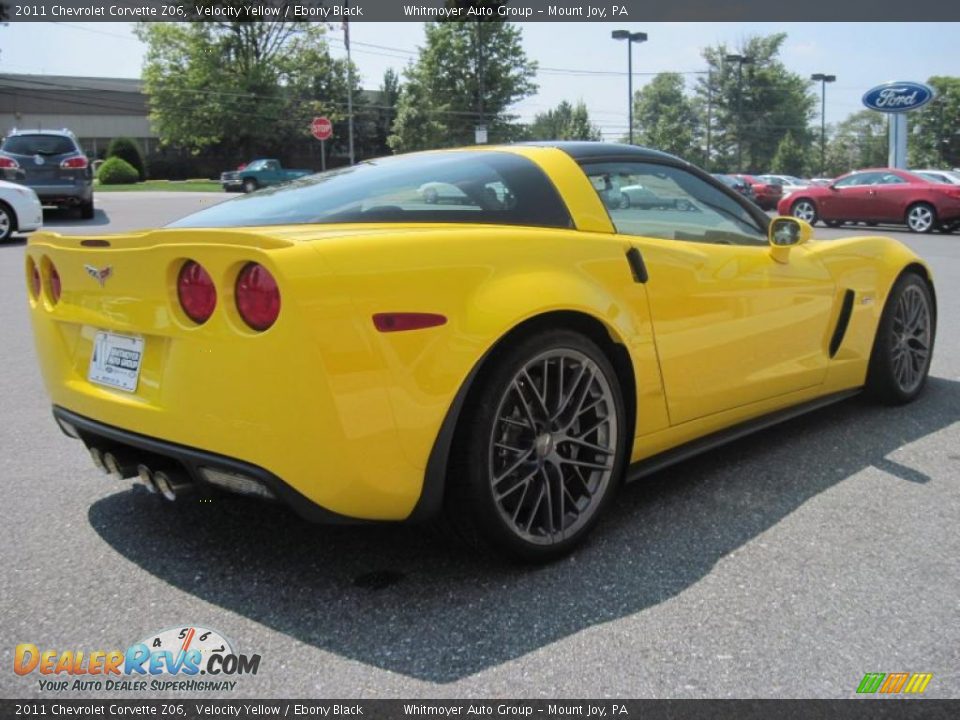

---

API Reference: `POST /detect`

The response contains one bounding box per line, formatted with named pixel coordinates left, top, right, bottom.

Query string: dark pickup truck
left=221, top=159, right=312, bottom=193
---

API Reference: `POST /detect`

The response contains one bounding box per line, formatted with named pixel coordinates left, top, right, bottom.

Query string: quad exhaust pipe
left=135, top=464, right=193, bottom=502
left=88, top=446, right=196, bottom=502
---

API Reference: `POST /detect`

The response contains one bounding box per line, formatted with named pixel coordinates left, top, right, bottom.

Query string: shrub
left=107, top=137, right=147, bottom=181
left=97, top=157, right=139, bottom=185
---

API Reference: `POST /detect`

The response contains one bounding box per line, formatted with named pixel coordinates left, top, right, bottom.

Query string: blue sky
left=0, top=22, right=955, bottom=137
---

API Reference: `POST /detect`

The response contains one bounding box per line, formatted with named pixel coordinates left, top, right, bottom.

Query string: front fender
left=808, top=235, right=935, bottom=391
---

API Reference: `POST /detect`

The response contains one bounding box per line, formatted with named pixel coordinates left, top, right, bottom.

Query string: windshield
left=170, top=151, right=572, bottom=230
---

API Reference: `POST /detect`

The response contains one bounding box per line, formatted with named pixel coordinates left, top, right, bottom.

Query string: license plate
left=88, top=332, right=145, bottom=393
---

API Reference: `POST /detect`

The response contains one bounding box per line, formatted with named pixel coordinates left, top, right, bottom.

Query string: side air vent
left=829, top=289, right=855, bottom=358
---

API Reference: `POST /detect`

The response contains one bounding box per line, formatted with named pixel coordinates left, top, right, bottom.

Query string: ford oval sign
left=862, top=81, right=935, bottom=113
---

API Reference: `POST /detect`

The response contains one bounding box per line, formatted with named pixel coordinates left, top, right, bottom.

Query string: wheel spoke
left=493, top=447, right=535, bottom=484
left=496, top=469, right=536, bottom=502
left=559, top=435, right=615, bottom=455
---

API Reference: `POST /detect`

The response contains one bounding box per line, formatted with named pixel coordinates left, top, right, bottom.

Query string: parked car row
left=780, top=168, right=960, bottom=233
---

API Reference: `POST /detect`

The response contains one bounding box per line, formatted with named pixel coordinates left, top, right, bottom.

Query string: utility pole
left=344, top=10, right=355, bottom=165
left=726, top=54, right=753, bottom=173
left=611, top=30, right=648, bottom=145
left=811, top=73, right=836, bottom=176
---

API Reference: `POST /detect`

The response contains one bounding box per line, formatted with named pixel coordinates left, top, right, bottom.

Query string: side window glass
left=581, top=161, right=767, bottom=246
left=834, top=174, right=868, bottom=187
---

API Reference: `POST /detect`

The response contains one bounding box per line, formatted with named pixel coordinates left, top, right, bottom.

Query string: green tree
left=770, top=132, right=807, bottom=176
left=696, top=34, right=815, bottom=173
left=136, top=18, right=357, bottom=161
left=824, top=110, right=888, bottom=176
left=910, top=76, right=960, bottom=168
left=107, top=137, right=147, bottom=182
left=632, top=73, right=700, bottom=159
left=528, top=100, right=601, bottom=141
left=388, top=20, right=537, bottom=152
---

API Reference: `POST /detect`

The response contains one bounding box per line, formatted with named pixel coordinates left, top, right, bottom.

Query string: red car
left=732, top=174, right=783, bottom=210
left=779, top=168, right=960, bottom=234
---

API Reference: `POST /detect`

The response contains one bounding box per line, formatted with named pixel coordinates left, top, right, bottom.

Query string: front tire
left=906, top=202, right=936, bottom=233
left=242, top=178, right=258, bottom=194
left=445, top=329, right=628, bottom=562
left=791, top=199, right=818, bottom=225
left=866, top=272, right=935, bottom=405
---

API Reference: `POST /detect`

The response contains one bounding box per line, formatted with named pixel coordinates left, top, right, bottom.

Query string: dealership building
left=0, top=73, right=157, bottom=157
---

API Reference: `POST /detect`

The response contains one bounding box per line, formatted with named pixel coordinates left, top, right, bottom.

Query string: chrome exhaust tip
left=89, top=447, right=108, bottom=473
left=136, top=464, right=158, bottom=494
left=153, top=470, right=193, bottom=502
left=103, top=450, right=138, bottom=480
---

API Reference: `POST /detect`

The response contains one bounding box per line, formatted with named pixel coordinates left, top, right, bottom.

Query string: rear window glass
left=2, top=134, right=77, bottom=156
left=169, top=151, right=572, bottom=230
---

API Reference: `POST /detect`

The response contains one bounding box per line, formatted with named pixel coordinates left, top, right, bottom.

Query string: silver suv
left=0, top=129, right=94, bottom=219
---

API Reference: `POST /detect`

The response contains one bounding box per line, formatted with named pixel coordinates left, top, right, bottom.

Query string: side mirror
left=768, top=216, right=813, bottom=263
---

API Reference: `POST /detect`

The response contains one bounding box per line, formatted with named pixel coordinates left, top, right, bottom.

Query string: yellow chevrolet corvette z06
left=26, top=143, right=936, bottom=562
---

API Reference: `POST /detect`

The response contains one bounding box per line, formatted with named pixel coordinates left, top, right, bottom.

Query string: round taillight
left=235, top=263, right=280, bottom=331
left=28, top=258, right=41, bottom=298
left=49, top=263, right=62, bottom=304
left=177, top=260, right=217, bottom=324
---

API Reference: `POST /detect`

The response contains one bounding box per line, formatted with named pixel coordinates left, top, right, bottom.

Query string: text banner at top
left=4, top=0, right=960, bottom=22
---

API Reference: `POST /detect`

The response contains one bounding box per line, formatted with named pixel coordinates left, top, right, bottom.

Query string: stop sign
left=311, top=116, right=333, bottom=141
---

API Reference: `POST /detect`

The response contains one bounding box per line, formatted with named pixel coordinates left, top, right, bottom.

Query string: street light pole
left=612, top=30, right=648, bottom=145
left=726, top=54, right=753, bottom=173
left=811, top=73, right=836, bottom=176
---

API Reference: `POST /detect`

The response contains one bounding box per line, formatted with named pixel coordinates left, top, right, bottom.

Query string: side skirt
left=626, top=389, right=861, bottom=483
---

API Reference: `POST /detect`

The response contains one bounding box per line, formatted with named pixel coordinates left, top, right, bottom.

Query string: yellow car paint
left=26, top=146, right=934, bottom=521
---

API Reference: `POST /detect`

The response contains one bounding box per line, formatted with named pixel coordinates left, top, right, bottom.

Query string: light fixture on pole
left=811, top=73, right=836, bottom=176
left=726, top=54, right=754, bottom=172
left=612, top=30, right=648, bottom=145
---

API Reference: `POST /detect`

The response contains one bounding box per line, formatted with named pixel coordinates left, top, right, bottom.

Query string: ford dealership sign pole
left=862, top=81, right=935, bottom=169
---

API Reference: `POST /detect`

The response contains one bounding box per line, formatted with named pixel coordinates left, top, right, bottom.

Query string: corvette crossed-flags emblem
left=84, top=265, right=113, bottom=288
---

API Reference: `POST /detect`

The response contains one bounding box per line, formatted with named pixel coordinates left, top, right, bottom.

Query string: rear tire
left=865, top=272, right=935, bottom=405
left=0, top=202, right=14, bottom=241
left=80, top=200, right=95, bottom=220
left=905, top=202, right=936, bottom=233
left=443, top=329, right=628, bottom=562
left=791, top=199, right=818, bottom=225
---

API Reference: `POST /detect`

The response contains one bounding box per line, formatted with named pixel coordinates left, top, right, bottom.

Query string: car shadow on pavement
left=42, top=208, right=111, bottom=227
left=88, top=377, right=960, bottom=683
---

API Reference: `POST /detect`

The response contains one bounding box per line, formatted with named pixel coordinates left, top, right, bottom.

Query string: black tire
left=0, top=201, right=14, bottom=241
left=242, top=178, right=258, bottom=194
left=443, top=329, right=628, bottom=562
left=865, top=272, right=936, bottom=405
left=905, top=202, right=937, bottom=234
left=790, top=198, right=818, bottom=225
left=80, top=200, right=95, bottom=220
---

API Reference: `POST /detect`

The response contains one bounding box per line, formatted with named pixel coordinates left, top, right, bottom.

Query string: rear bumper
left=34, top=183, right=92, bottom=205
left=53, top=405, right=362, bottom=524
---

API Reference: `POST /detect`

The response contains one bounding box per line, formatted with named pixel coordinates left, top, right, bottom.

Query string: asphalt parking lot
left=1, top=193, right=958, bottom=699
